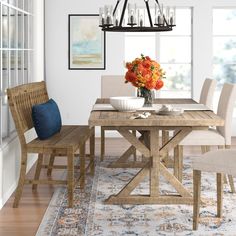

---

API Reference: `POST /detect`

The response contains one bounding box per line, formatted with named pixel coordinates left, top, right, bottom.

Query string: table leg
left=105, top=127, right=194, bottom=205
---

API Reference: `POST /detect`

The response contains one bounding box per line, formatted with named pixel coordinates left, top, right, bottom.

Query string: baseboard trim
left=0, top=157, right=37, bottom=210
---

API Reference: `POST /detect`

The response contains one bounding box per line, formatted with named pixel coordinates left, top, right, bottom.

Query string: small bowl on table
left=110, top=96, right=145, bottom=112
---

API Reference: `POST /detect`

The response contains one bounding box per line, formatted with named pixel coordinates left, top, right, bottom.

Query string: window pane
left=18, top=12, right=23, bottom=48
left=2, top=6, right=9, bottom=48
left=2, top=51, right=8, bottom=105
left=24, top=51, right=28, bottom=83
left=161, top=63, right=191, bottom=91
left=213, top=64, right=236, bottom=89
left=213, top=9, right=236, bottom=35
left=9, top=8, right=16, bottom=48
left=24, top=14, right=28, bottom=48
left=213, top=37, right=236, bottom=64
left=10, top=50, right=17, bottom=87
left=9, top=0, right=16, bottom=6
left=160, top=36, right=191, bottom=63
left=18, top=51, right=23, bottom=84
left=125, top=36, right=156, bottom=61
left=161, top=8, right=192, bottom=36
left=18, top=0, right=23, bottom=10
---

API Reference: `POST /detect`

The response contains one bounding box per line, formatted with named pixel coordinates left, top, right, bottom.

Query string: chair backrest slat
left=7, top=81, right=49, bottom=145
left=217, top=83, right=236, bottom=145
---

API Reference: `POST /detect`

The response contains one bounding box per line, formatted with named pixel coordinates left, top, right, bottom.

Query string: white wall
left=45, top=0, right=236, bottom=130
left=0, top=0, right=45, bottom=209
left=45, top=0, right=125, bottom=126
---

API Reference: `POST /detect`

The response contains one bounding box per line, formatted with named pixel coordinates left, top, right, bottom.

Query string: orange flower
left=155, top=79, right=164, bottom=90
left=125, top=54, right=165, bottom=91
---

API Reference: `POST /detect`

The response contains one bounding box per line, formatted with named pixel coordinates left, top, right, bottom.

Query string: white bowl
left=110, top=96, right=145, bottom=112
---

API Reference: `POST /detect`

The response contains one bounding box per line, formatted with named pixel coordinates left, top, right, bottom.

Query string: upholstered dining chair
left=199, top=78, right=217, bottom=110
left=192, top=149, right=236, bottom=230
left=164, top=78, right=216, bottom=167
left=174, top=83, right=236, bottom=192
left=100, top=75, right=136, bottom=161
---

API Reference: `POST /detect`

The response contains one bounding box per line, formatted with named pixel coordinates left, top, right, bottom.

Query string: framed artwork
left=68, top=14, right=106, bottom=70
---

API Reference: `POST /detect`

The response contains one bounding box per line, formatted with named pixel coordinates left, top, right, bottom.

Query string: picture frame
left=68, top=14, right=106, bottom=70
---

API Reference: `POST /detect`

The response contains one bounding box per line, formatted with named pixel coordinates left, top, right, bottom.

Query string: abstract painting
left=68, top=14, right=106, bottom=70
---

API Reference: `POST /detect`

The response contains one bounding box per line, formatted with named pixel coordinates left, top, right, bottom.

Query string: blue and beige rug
left=36, top=157, right=236, bottom=236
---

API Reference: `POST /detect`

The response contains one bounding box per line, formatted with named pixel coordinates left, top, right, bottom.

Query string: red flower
left=155, top=79, right=164, bottom=90
left=125, top=71, right=136, bottom=83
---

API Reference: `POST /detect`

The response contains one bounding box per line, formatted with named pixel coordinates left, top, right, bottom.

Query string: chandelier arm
left=144, top=0, right=153, bottom=27
left=154, top=0, right=163, bottom=15
left=113, top=0, right=121, bottom=16
left=119, top=0, right=128, bottom=27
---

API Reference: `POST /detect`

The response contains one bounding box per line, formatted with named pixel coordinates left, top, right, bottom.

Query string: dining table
left=88, top=98, right=224, bottom=205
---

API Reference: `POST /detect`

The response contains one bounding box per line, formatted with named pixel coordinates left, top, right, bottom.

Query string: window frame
left=124, top=7, right=193, bottom=98
left=0, top=0, right=33, bottom=145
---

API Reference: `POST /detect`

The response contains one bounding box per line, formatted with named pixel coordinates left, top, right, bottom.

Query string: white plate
left=155, top=110, right=184, bottom=116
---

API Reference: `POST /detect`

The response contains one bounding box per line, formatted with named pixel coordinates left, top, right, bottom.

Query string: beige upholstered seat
left=192, top=149, right=236, bottom=230
left=193, top=149, right=236, bottom=176
left=175, top=83, right=236, bottom=192
left=180, top=83, right=236, bottom=146
left=100, top=75, right=136, bottom=160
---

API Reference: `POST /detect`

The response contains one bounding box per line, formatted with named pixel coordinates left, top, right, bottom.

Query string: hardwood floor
left=0, top=138, right=235, bottom=236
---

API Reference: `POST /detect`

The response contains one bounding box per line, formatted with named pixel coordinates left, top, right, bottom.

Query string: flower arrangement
left=125, top=54, right=165, bottom=90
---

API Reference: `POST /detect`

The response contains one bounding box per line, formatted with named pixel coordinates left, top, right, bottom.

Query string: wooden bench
left=7, top=81, right=95, bottom=208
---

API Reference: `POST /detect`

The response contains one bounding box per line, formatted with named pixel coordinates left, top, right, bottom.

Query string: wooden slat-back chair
left=7, top=81, right=95, bottom=208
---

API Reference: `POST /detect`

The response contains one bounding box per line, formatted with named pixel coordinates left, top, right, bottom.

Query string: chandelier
left=99, top=0, right=176, bottom=32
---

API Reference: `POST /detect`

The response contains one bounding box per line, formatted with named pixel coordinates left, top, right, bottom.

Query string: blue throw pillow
left=32, top=99, right=62, bottom=140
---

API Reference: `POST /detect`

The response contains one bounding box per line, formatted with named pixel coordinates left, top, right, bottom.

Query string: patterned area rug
left=36, top=157, right=236, bottom=236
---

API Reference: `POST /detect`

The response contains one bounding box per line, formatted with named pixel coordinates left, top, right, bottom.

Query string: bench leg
left=32, top=153, right=43, bottom=190
left=47, top=154, right=55, bottom=177
left=101, top=127, right=105, bottom=161
left=67, top=150, right=74, bottom=208
left=90, top=127, right=95, bottom=175
left=217, top=173, right=223, bottom=218
left=13, top=152, right=27, bottom=208
left=80, top=143, right=86, bottom=189
left=193, top=170, right=201, bottom=230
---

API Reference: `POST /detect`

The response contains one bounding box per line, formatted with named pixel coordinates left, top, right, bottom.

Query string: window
left=213, top=9, right=236, bottom=88
left=213, top=9, right=236, bottom=112
left=0, top=0, right=33, bottom=144
left=125, top=8, right=192, bottom=98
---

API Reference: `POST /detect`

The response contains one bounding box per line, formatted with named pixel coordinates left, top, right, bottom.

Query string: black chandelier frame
left=99, top=0, right=176, bottom=32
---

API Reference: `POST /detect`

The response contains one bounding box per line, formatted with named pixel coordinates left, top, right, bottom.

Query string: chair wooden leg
left=90, top=127, right=95, bottom=175
left=67, top=149, right=74, bottom=208
left=225, top=145, right=235, bottom=193
left=193, top=169, right=201, bottom=230
left=223, top=174, right=228, bottom=184
left=47, top=154, right=55, bottom=177
left=79, top=142, right=86, bottom=189
left=174, top=145, right=183, bottom=182
left=32, top=153, right=43, bottom=190
left=216, top=173, right=223, bottom=218
left=101, top=127, right=105, bottom=161
left=228, top=175, right=235, bottom=193
left=13, top=152, right=27, bottom=208
left=132, top=130, right=137, bottom=161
